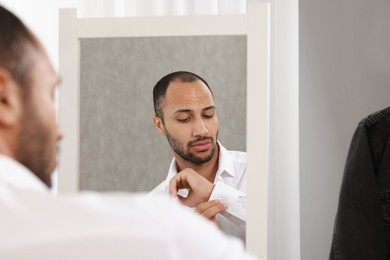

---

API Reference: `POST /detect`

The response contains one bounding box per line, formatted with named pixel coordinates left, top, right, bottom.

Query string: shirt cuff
left=209, top=182, right=247, bottom=221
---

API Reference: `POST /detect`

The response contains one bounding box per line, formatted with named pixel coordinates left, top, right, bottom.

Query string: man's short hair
left=153, top=71, right=214, bottom=119
left=0, top=5, right=39, bottom=89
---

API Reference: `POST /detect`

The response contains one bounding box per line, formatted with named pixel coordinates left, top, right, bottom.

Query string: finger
left=201, top=202, right=227, bottom=220
left=176, top=194, right=188, bottom=203
left=168, top=172, right=191, bottom=197
left=178, top=193, right=200, bottom=208
left=195, top=200, right=220, bottom=214
left=168, top=181, right=178, bottom=198
left=168, top=176, right=183, bottom=198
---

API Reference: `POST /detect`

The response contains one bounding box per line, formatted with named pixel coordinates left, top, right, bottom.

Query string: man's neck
left=175, top=145, right=220, bottom=183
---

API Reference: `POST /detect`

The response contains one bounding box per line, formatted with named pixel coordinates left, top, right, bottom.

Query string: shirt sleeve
left=209, top=181, right=246, bottom=229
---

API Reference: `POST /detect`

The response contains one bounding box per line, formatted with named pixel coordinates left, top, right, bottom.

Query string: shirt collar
left=0, top=155, right=49, bottom=194
left=215, top=141, right=236, bottom=179
left=166, top=141, right=236, bottom=183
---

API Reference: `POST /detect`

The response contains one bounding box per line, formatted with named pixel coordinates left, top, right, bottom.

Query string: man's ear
left=153, top=115, right=166, bottom=136
left=0, top=68, right=22, bottom=127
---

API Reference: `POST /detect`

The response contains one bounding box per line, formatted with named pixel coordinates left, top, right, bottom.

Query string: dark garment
left=330, top=106, right=390, bottom=260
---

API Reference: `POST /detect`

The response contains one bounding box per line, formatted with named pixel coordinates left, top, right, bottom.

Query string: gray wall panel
left=79, top=36, right=246, bottom=192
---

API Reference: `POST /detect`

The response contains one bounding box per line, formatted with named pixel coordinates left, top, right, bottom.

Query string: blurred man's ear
left=153, top=115, right=166, bottom=136
left=0, top=68, right=22, bottom=127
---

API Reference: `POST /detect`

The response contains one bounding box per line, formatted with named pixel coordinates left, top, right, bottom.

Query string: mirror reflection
left=79, top=35, right=247, bottom=191
left=78, top=35, right=247, bottom=240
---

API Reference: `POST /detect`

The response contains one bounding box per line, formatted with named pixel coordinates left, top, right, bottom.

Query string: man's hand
left=169, top=168, right=215, bottom=207
left=195, top=200, right=227, bottom=228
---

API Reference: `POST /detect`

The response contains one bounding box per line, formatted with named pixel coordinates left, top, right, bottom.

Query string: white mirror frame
left=58, top=1, right=269, bottom=258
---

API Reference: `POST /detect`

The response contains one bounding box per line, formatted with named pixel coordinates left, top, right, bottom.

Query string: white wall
left=299, top=0, right=390, bottom=259
left=268, top=0, right=300, bottom=260
left=0, top=0, right=79, bottom=70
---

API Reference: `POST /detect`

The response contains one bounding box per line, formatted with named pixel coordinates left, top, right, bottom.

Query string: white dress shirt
left=0, top=155, right=257, bottom=260
left=149, top=142, right=247, bottom=241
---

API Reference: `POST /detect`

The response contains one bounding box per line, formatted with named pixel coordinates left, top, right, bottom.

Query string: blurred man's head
left=0, top=5, right=63, bottom=187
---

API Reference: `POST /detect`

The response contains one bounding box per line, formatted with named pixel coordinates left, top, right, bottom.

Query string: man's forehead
left=165, top=80, right=213, bottom=100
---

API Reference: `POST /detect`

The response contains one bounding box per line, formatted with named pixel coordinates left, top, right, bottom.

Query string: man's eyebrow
left=174, top=108, right=192, bottom=114
left=174, top=106, right=216, bottom=114
left=203, top=105, right=216, bottom=111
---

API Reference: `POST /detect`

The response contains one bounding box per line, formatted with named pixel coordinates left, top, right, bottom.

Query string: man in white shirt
left=0, top=6, right=257, bottom=260
left=150, top=71, right=247, bottom=241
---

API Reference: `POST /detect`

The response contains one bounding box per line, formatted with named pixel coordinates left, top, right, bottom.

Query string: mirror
left=58, top=4, right=269, bottom=258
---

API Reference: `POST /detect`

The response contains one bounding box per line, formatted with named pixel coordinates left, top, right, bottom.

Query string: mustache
left=188, top=136, right=214, bottom=146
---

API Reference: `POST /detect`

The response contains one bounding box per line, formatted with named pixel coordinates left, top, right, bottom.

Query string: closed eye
left=177, top=118, right=190, bottom=123
left=203, top=114, right=214, bottom=119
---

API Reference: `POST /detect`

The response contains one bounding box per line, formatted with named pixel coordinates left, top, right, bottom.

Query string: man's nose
left=193, top=119, right=208, bottom=136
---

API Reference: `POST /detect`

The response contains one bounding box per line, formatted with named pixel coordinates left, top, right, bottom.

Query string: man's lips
left=190, top=139, right=212, bottom=151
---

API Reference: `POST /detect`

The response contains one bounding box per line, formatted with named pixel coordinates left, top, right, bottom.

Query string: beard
left=165, top=130, right=218, bottom=165
left=17, top=103, right=55, bottom=188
